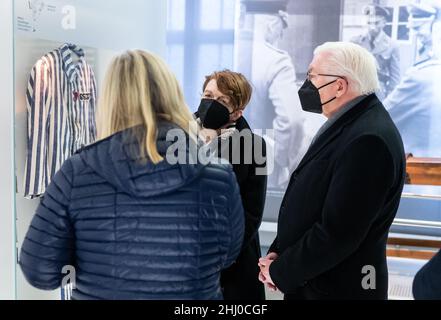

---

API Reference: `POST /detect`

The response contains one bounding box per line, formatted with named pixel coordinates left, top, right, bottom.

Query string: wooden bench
left=387, top=236, right=441, bottom=260
left=405, top=154, right=441, bottom=186
left=386, top=155, right=441, bottom=259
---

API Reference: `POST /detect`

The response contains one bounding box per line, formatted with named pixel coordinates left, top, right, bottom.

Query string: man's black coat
left=269, top=94, right=406, bottom=300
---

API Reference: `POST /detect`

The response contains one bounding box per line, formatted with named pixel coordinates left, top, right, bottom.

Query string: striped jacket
left=24, top=43, right=97, bottom=198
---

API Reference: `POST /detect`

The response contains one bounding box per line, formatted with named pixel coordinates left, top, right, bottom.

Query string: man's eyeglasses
left=306, top=72, right=346, bottom=82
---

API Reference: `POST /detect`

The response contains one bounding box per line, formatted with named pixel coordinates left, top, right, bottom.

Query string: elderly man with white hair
left=258, top=42, right=406, bottom=300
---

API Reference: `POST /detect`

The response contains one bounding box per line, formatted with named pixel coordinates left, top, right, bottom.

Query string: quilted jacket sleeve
left=19, top=158, right=75, bottom=290
left=222, top=167, right=245, bottom=269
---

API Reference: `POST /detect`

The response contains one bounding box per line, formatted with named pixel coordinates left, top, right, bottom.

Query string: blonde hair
left=97, top=50, right=196, bottom=164
left=314, top=42, right=380, bottom=96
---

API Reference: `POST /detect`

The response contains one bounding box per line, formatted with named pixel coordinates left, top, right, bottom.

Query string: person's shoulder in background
left=413, top=249, right=441, bottom=300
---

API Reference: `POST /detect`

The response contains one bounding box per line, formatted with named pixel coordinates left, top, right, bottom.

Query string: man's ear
left=336, top=79, right=348, bottom=98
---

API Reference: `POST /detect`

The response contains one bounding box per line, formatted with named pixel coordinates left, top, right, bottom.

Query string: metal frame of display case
left=0, top=0, right=17, bottom=300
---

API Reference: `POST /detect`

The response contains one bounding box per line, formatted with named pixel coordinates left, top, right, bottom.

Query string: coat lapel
left=294, top=94, right=379, bottom=173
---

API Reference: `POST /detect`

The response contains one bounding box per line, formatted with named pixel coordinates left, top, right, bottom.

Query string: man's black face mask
left=298, top=75, right=345, bottom=114
left=197, top=98, right=232, bottom=129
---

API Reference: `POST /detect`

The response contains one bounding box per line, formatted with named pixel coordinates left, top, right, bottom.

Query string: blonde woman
left=19, top=50, right=244, bottom=300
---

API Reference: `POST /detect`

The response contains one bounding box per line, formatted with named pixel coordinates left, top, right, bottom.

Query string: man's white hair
left=313, top=42, right=380, bottom=96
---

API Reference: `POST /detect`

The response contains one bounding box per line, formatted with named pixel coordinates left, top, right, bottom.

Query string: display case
left=0, top=0, right=16, bottom=302
left=0, top=0, right=167, bottom=300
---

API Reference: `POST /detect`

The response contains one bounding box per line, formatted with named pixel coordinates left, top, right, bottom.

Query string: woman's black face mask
left=197, top=98, right=232, bottom=129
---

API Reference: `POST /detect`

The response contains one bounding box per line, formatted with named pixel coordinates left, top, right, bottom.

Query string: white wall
left=0, top=0, right=17, bottom=300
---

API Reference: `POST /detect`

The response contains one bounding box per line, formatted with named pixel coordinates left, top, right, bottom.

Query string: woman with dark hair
left=196, top=70, right=267, bottom=300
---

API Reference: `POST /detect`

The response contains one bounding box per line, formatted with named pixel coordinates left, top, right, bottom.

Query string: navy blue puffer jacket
left=19, top=122, right=244, bottom=300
